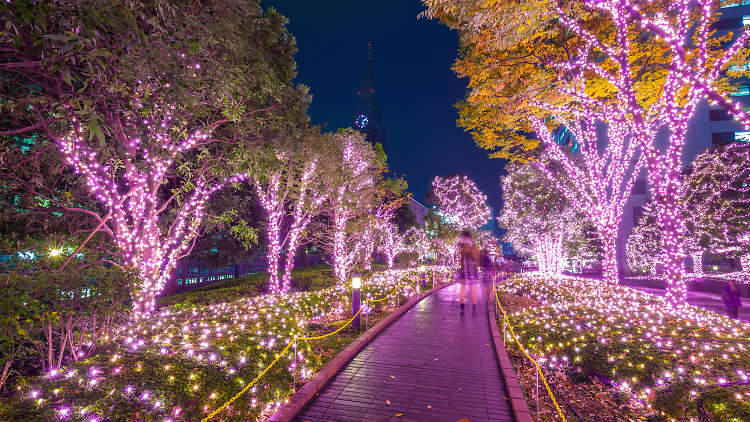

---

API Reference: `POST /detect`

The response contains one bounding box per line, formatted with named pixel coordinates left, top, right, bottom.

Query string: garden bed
left=0, top=266, right=441, bottom=422
left=497, top=274, right=750, bottom=422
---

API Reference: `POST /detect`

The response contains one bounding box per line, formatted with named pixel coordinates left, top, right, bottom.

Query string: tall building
left=553, top=2, right=750, bottom=273
left=408, top=197, right=428, bottom=227
left=353, top=44, right=386, bottom=149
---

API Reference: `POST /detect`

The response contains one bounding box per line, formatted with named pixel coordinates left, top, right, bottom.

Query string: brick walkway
left=293, top=281, right=516, bottom=422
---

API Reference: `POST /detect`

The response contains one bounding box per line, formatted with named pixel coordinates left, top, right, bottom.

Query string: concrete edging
left=489, top=292, right=534, bottom=422
left=269, top=280, right=457, bottom=422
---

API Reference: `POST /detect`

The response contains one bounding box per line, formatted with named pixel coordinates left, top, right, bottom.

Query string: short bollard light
left=352, top=271, right=361, bottom=329
left=420, top=264, right=426, bottom=288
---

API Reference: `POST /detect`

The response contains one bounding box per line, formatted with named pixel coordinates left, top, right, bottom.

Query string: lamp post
left=420, top=264, right=426, bottom=288
left=352, top=271, right=361, bottom=329
left=713, top=265, right=718, bottom=276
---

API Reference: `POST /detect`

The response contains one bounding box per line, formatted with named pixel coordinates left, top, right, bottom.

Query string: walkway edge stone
left=268, top=279, right=457, bottom=422
left=490, top=293, right=534, bottom=422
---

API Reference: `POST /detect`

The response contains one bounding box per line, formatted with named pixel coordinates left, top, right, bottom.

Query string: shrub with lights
left=498, top=274, right=750, bottom=420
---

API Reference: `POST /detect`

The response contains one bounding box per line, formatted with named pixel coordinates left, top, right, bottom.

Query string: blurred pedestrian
left=457, top=231, right=479, bottom=315
left=480, top=249, right=495, bottom=311
left=723, top=280, right=742, bottom=320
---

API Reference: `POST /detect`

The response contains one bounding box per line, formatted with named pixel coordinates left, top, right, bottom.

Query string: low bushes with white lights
left=0, top=266, right=440, bottom=421
left=498, top=274, right=750, bottom=421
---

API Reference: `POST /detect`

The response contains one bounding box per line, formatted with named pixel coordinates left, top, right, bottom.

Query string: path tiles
left=293, top=282, right=515, bottom=422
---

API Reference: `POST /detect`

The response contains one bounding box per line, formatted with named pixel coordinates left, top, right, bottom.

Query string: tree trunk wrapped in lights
left=372, top=208, right=412, bottom=269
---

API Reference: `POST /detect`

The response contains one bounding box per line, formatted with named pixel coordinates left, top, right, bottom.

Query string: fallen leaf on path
left=459, top=388, right=462, bottom=390
left=458, top=419, right=471, bottom=422
left=395, top=414, right=403, bottom=417
left=427, top=405, right=431, bottom=409
left=486, top=344, right=489, bottom=346
left=502, top=397, right=510, bottom=400
left=433, top=359, right=438, bottom=361
left=386, top=400, right=391, bottom=405
left=367, top=347, right=373, bottom=350
left=390, top=375, right=395, bottom=379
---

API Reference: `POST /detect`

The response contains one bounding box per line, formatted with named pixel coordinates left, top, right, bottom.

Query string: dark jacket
left=724, top=285, right=742, bottom=307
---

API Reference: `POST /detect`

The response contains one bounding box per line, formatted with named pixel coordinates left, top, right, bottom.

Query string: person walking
left=457, top=231, right=479, bottom=315
left=480, top=249, right=495, bottom=311
left=723, top=280, right=742, bottom=320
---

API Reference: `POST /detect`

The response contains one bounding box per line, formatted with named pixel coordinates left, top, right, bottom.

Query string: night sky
left=261, top=0, right=507, bottom=234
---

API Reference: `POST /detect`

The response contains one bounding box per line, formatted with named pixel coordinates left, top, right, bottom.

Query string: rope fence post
left=536, top=366, right=539, bottom=422
left=503, top=315, right=506, bottom=344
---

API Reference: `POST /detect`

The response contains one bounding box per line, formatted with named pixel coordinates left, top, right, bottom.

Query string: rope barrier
left=494, top=288, right=568, bottom=422
left=200, top=341, right=294, bottom=422
left=298, top=309, right=362, bottom=341
left=201, top=272, right=425, bottom=421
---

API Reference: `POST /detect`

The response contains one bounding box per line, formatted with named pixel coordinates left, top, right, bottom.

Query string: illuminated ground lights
left=12, top=268, right=445, bottom=422
left=499, top=274, right=750, bottom=420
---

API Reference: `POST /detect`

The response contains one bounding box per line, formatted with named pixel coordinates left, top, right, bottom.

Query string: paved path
left=293, top=281, right=515, bottom=422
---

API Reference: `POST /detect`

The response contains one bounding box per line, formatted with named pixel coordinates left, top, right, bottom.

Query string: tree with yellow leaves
left=423, top=0, right=750, bottom=308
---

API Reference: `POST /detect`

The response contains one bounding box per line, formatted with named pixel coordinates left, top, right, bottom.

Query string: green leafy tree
left=0, top=0, right=309, bottom=316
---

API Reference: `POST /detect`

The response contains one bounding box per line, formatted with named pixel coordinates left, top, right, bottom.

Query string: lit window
left=736, top=131, right=750, bottom=142
left=744, top=15, right=750, bottom=26
left=734, top=85, right=750, bottom=96
left=726, top=1, right=750, bottom=8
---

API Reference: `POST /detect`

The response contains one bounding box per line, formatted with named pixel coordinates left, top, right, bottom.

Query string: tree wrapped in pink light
left=315, top=129, right=384, bottom=283
left=431, top=174, right=491, bottom=231
left=629, top=142, right=750, bottom=276
left=254, top=135, right=331, bottom=292
left=530, top=119, right=641, bottom=283
left=499, top=161, right=590, bottom=276
left=374, top=209, right=411, bottom=268
left=529, top=0, right=750, bottom=307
